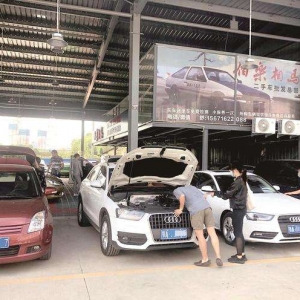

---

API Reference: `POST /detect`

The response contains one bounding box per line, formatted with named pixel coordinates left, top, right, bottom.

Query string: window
left=192, top=173, right=217, bottom=190
left=171, top=67, right=189, bottom=79
left=87, top=165, right=100, bottom=181
left=247, top=176, right=276, bottom=194
left=218, top=71, right=235, bottom=83
left=186, top=67, right=205, bottom=81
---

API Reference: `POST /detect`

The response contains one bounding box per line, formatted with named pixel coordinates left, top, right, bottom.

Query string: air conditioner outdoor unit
left=252, top=117, right=276, bottom=134
left=278, top=119, right=300, bottom=135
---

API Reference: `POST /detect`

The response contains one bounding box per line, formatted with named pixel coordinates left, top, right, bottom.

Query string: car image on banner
left=192, top=170, right=300, bottom=245
left=165, top=66, right=271, bottom=112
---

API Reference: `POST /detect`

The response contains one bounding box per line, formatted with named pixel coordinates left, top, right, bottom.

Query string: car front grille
left=149, top=212, right=190, bottom=229
left=278, top=215, right=300, bottom=238
left=149, top=212, right=192, bottom=242
left=0, top=245, right=20, bottom=257
left=0, top=225, right=22, bottom=235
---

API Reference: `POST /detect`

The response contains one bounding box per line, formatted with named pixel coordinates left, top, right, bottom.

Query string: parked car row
left=2, top=145, right=300, bottom=264
left=77, top=147, right=300, bottom=257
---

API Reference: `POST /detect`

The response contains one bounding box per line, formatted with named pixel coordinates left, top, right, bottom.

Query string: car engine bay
left=118, top=193, right=180, bottom=212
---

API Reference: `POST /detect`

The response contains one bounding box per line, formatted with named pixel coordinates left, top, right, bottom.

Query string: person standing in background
left=71, top=153, right=83, bottom=197
left=48, top=150, right=64, bottom=177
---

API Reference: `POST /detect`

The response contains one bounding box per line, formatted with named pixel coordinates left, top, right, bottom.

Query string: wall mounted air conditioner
left=252, top=117, right=276, bottom=134
left=278, top=119, right=300, bottom=135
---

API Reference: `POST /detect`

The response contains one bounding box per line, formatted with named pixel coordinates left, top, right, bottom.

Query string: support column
left=128, top=4, right=141, bottom=152
left=81, top=119, right=85, bottom=157
left=202, top=128, right=209, bottom=170
left=298, top=137, right=300, bottom=159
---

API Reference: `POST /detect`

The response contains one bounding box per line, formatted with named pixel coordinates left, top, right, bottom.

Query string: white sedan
left=192, top=171, right=300, bottom=245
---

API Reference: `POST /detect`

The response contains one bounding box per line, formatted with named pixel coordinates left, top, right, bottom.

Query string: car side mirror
left=273, top=185, right=280, bottom=191
left=201, top=185, right=215, bottom=192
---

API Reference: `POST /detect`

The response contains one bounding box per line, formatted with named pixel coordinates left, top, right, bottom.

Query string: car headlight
left=116, top=208, right=145, bottom=221
left=46, top=179, right=60, bottom=186
left=246, top=212, right=274, bottom=221
left=28, top=211, right=45, bottom=233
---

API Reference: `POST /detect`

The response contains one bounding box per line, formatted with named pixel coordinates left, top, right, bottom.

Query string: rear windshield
left=0, top=171, right=39, bottom=199
left=215, top=175, right=276, bottom=194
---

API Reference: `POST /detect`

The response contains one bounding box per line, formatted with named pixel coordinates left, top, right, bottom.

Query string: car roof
left=0, top=145, right=36, bottom=157
left=0, top=164, right=34, bottom=172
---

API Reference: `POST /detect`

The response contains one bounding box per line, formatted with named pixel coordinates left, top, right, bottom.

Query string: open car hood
left=108, top=146, right=198, bottom=191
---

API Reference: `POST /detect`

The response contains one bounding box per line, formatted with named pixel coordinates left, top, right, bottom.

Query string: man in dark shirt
left=48, top=150, right=64, bottom=177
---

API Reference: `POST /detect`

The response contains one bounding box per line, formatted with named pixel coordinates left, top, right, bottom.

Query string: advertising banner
left=155, top=44, right=300, bottom=125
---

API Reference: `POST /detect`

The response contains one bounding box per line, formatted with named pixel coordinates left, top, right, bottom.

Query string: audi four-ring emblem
left=289, top=216, right=300, bottom=223
left=164, top=216, right=182, bottom=223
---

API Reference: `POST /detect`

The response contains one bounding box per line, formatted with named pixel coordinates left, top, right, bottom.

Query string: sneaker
left=216, top=258, right=223, bottom=267
left=231, top=254, right=247, bottom=261
left=194, top=259, right=211, bottom=267
left=228, top=256, right=245, bottom=264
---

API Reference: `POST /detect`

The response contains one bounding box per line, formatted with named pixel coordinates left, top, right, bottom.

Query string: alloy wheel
left=223, top=216, right=235, bottom=243
left=101, top=221, right=109, bottom=250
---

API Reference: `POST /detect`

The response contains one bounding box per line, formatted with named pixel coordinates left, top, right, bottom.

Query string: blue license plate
left=288, top=225, right=300, bottom=234
left=161, top=228, right=187, bottom=240
left=0, top=237, right=9, bottom=249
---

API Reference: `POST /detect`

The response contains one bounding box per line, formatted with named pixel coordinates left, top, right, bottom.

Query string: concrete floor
left=1, top=217, right=300, bottom=300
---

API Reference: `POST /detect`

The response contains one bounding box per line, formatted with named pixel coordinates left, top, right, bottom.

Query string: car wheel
left=78, top=200, right=90, bottom=227
left=100, top=214, right=120, bottom=256
left=222, top=211, right=235, bottom=246
left=40, top=245, right=52, bottom=260
left=170, top=85, right=180, bottom=104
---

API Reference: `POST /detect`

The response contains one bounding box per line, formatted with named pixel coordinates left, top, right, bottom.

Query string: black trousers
left=232, top=208, right=246, bottom=255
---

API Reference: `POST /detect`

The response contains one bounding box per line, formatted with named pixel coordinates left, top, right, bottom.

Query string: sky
left=0, top=116, right=104, bottom=149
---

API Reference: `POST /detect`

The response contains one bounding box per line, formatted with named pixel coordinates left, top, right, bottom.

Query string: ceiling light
left=49, top=100, right=57, bottom=105
left=47, top=32, right=68, bottom=48
left=47, top=0, right=68, bottom=50
left=37, top=14, right=46, bottom=19
left=50, top=46, right=64, bottom=54
left=8, top=98, right=17, bottom=104
left=242, top=0, right=258, bottom=70
left=0, top=76, right=4, bottom=83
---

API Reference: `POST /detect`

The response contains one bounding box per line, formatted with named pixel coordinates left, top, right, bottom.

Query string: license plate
left=0, top=237, right=9, bottom=249
left=288, top=225, right=300, bottom=234
left=161, top=228, right=187, bottom=240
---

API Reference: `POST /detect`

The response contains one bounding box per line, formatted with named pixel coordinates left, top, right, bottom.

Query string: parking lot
left=1, top=216, right=300, bottom=300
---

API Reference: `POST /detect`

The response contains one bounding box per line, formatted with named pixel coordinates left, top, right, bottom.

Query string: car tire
left=78, top=200, right=90, bottom=227
left=221, top=211, right=236, bottom=246
left=100, top=214, right=120, bottom=256
left=40, top=245, right=52, bottom=260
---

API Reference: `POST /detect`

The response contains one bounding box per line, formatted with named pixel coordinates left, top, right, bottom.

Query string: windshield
left=215, top=175, right=277, bottom=194
left=204, top=68, right=235, bottom=83
left=0, top=171, right=39, bottom=199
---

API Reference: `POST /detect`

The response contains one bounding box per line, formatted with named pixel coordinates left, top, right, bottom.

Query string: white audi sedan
left=77, top=146, right=198, bottom=256
left=192, top=171, right=300, bottom=245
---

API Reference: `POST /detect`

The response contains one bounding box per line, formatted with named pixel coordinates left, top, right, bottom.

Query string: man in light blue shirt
left=174, top=185, right=222, bottom=267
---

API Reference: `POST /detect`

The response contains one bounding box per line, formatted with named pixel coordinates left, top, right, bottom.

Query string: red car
left=0, top=146, right=53, bottom=264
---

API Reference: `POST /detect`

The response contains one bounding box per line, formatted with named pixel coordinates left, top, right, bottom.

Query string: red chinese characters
left=287, top=69, right=299, bottom=84
left=253, top=62, right=266, bottom=81
left=271, top=67, right=283, bottom=81
left=235, top=62, right=249, bottom=77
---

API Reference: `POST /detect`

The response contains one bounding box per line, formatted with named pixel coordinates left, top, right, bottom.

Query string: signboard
left=154, top=44, right=300, bottom=125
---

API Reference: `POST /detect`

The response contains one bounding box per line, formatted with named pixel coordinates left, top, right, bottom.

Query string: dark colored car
left=254, top=160, right=300, bottom=198
left=0, top=146, right=53, bottom=264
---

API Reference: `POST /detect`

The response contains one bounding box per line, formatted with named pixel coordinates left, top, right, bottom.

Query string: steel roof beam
left=0, top=20, right=103, bottom=40
left=1, top=45, right=96, bottom=61
left=135, top=0, right=148, bottom=14
left=14, top=0, right=131, bottom=18
left=150, top=0, right=300, bottom=27
left=3, top=33, right=100, bottom=50
left=255, top=0, right=300, bottom=9
left=83, top=0, right=126, bottom=108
